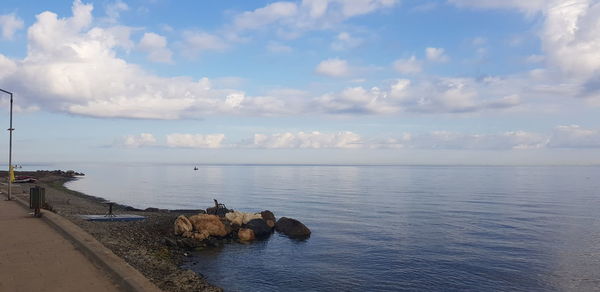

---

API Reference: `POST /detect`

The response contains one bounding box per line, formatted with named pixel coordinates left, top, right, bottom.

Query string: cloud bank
left=121, top=125, right=600, bottom=150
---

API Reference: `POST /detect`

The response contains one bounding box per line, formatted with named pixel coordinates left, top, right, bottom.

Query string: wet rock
left=238, top=228, right=255, bottom=241
left=245, top=219, right=272, bottom=238
left=275, top=217, right=311, bottom=239
left=188, top=214, right=229, bottom=237
left=174, top=215, right=193, bottom=236
left=261, top=210, right=276, bottom=228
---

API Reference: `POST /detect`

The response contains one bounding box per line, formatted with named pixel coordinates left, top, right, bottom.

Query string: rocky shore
left=171, top=201, right=311, bottom=248
left=1, top=170, right=222, bottom=292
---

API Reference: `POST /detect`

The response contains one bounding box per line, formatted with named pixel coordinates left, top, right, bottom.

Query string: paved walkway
left=0, top=195, right=121, bottom=292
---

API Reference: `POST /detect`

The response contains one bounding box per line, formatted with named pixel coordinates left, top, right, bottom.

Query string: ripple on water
left=66, top=165, right=600, bottom=291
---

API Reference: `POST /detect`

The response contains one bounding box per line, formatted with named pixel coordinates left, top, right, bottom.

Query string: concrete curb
left=10, top=194, right=162, bottom=292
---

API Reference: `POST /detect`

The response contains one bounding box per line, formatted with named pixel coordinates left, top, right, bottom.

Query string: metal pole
left=1, top=89, right=13, bottom=201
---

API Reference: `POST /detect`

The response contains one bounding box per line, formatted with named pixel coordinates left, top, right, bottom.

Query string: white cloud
left=110, top=126, right=600, bottom=150
left=542, top=0, right=600, bottom=78
left=453, top=1, right=600, bottom=103
left=252, top=131, right=362, bottom=148
left=0, top=2, right=292, bottom=119
left=180, top=31, right=228, bottom=58
left=234, top=2, right=298, bottom=31
left=121, top=133, right=157, bottom=148
left=330, top=0, right=397, bottom=18
left=548, top=125, right=600, bottom=148
left=315, top=77, right=524, bottom=114
left=138, top=32, right=173, bottom=63
left=3, top=0, right=592, bottom=120
left=407, top=130, right=548, bottom=150
left=393, top=56, right=422, bottom=74
left=447, top=0, right=548, bottom=14
left=166, top=133, right=226, bottom=148
left=0, top=13, right=24, bottom=40
left=331, top=32, right=363, bottom=51
left=104, top=0, right=128, bottom=23
left=315, top=58, right=350, bottom=77
left=425, top=47, right=449, bottom=62
left=316, top=86, right=395, bottom=114
left=0, top=0, right=528, bottom=121
left=231, top=0, right=397, bottom=37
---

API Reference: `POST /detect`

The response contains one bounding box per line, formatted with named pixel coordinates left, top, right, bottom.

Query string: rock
left=245, top=219, right=272, bottom=238
left=266, top=220, right=275, bottom=229
left=221, top=220, right=234, bottom=237
left=206, top=206, right=230, bottom=217
left=225, top=211, right=243, bottom=226
left=238, top=228, right=255, bottom=241
left=265, top=219, right=275, bottom=228
left=261, top=210, right=276, bottom=228
left=206, top=200, right=230, bottom=217
left=225, top=211, right=263, bottom=226
left=176, top=238, right=200, bottom=249
left=174, top=215, right=193, bottom=236
left=182, top=231, right=193, bottom=238
left=275, top=217, right=311, bottom=239
left=188, top=214, right=229, bottom=237
left=243, top=213, right=263, bottom=224
left=261, top=210, right=276, bottom=221
left=192, top=230, right=210, bottom=241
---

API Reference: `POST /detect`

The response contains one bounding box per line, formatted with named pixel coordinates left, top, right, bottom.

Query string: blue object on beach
left=79, top=214, right=146, bottom=221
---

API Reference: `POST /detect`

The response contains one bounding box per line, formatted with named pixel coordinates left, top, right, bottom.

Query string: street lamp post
left=1, top=88, right=13, bottom=201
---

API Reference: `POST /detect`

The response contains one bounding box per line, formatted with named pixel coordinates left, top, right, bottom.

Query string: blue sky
left=1, top=0, right=600, bottom=165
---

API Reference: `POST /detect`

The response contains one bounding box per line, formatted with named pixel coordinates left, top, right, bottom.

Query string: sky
left=1, top=0, right=600, bottom=165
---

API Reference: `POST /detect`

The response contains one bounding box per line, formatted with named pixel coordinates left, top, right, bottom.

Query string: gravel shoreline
left=2, top=170, right=222, bottom=292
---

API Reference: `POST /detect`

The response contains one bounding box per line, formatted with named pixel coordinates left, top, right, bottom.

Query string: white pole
left=1, top=89, right=13, bottom=201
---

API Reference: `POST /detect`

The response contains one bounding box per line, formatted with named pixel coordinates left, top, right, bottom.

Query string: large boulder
left=225, top=211, right=263, bottom=226
left=225, top=211, right=243, bottom=226
left=188, top=214, right=229, bottom=237
left=238, top=228, right=255, bottom=241
left=174, top=215, right=193, bottom=236
left=275, top=217, right=311, bottom=239
left=261, top=210, right=276, bottom=228
left=245, top=219, right=272, bottom=238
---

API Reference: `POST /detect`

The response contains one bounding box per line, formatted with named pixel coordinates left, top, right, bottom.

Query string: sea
left=41, top=164, right=600, bottom=291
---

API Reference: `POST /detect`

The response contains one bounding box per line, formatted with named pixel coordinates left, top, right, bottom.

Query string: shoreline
left=2, top=170, right=222, bottom=292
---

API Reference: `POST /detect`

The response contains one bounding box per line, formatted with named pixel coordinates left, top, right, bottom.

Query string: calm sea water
left=62, top=164, right=600, bottom=291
